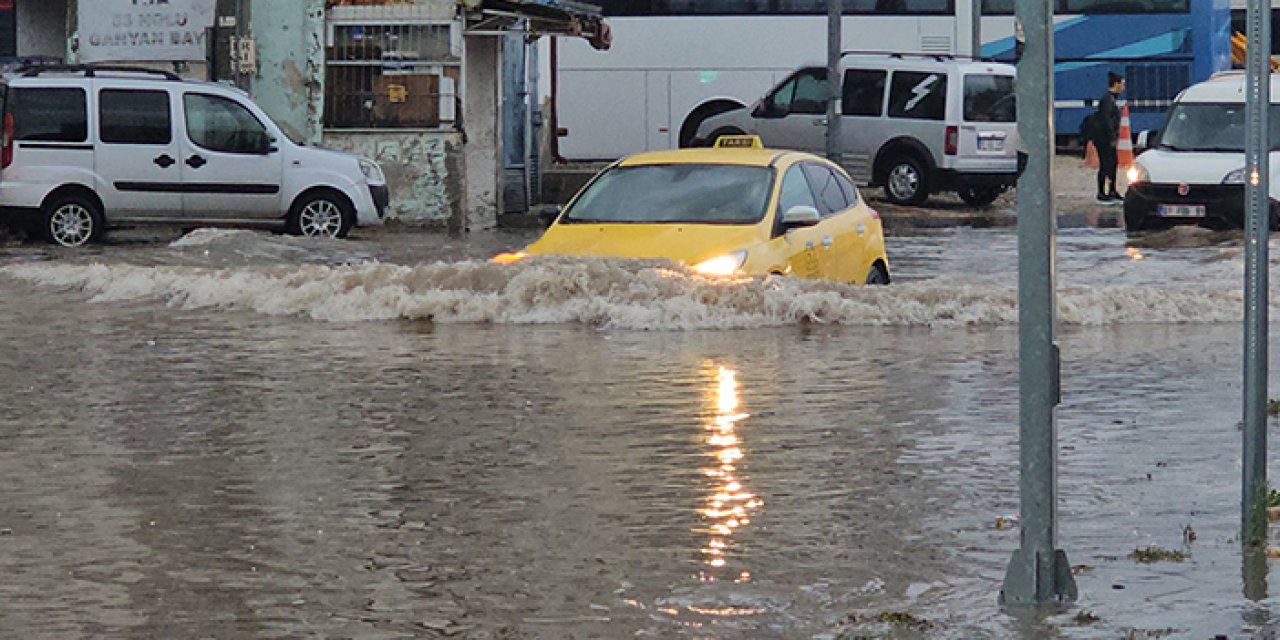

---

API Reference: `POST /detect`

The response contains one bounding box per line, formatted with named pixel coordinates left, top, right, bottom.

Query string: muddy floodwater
left=4, top=225, right=1280, bottom=638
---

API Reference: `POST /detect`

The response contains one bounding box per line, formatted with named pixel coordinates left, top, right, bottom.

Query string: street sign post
left=826, top=0, right=842, bottom=163
left=1000, top=0, right=1077, bottom=606
left=1241, top=0, right=1270, bottom=555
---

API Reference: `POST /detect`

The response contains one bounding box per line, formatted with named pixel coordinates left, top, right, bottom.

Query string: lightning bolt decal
left=904, top=74, right=940, bottom=112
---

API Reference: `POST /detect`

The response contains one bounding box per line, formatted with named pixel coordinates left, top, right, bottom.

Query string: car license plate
left=1157, top=203, right=1206, bottom=218
left=977, top=137, right=1004, bottom=152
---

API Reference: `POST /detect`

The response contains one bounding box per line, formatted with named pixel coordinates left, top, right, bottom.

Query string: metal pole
left=825, top=0, right=842, bottom=162
left=972, top=0, right=982, bottom=60
left=1242, top=0, right=1270, bottom=552
left=1000, top=0, right=1076, bottom=607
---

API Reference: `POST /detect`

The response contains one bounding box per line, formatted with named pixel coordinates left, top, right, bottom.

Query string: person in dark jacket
left=1092, top=72, right=1125, bottom=203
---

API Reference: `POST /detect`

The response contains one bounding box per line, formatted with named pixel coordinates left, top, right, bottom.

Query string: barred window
left=324, top=19, right=461, bottom=130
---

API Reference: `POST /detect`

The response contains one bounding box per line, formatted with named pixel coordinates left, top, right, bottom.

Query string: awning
left=460, top=0, right=611, bottom=50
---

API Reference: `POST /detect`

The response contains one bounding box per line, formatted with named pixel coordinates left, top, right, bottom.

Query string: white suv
left=694, top=54, right=1019, bottom=207
left=0, top=65, right=387, bottom=247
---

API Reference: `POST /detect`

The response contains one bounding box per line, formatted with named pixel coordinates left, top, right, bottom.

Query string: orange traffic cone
left=1117, top=102, right=1134, bottom=169
left=1081, top=140, right=1099, bottom=168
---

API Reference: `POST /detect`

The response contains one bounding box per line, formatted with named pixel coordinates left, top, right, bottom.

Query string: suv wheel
left=44, top=194, right=103, bottom=248
left=288, top=192, right=354, bottom=239
left=884, top=155, right=929, bottom=206
left=959, top=185, right=1002, bottom=208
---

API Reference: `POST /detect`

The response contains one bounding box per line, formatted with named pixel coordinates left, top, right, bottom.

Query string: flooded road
left=2, top=225, right=1280, bottom=638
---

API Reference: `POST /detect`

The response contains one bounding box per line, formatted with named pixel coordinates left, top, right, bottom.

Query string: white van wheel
left=884, top=156, right=929, bottom=206
left=44, top=195, right=103, bottom=248
left=288, top=192, right=353, bottom=239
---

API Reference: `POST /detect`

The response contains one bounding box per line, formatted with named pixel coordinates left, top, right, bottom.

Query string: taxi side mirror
left=782, top=205, right=820, bottom=228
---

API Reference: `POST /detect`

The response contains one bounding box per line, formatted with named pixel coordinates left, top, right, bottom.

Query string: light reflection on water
left=698, top=365, right=760, bottom=586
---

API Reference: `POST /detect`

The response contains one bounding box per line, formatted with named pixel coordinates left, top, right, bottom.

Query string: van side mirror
left=255, top=131, right=277, bottom=154
left=782, top=205, right=820, bottom=228
left=536, top=204, right=563, bottom=227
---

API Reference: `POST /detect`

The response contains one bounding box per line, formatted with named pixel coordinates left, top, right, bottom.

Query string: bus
left=551, top=0, right=1231, bottom=160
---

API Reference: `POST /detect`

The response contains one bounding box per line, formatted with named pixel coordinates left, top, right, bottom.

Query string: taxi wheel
left=43, top=193, right=103, bottom=248
left=959, top=185, right=1001, bottom=208
left=884, top=156, right=929, bottom=206
left=287, top=191, right=354, bottom=239
left=865, top=263, right=890, bottom=286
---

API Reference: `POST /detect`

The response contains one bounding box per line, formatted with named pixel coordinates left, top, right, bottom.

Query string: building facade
left=5, top=0, right=604, bottom=230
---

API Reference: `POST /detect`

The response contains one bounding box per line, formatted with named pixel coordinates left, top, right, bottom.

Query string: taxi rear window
left=565, top=164, right=772, bottom=224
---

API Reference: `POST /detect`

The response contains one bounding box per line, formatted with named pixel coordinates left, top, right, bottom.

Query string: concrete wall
left=323, top=132, right=462, bottom=225
left=248, top=0, right=325, bottom=145
left=17, top=0, right=68, bottom=59
left=463, top=34, right=502, bottom=230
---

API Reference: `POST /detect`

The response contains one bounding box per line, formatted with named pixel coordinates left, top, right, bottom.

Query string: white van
left=1124, top=72, right=1280, bottom=231
left=0, top=65, right=387, bottom=247
left=693, top=54, right=1020, bottom=207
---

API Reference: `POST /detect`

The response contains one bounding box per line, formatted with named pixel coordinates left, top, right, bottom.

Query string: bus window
left=842, top=69, right=887, bottom=117
left=888, top=72, right=947, bottom=121
left=1058, top=0, right=1188, bottom=12
left=593, top=0, right=954, bottom=16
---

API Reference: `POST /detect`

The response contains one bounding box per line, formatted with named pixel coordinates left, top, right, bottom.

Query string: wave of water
left=0, top=255, right=1258, bottom=330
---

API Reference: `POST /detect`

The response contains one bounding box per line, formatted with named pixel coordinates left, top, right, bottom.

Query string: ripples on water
left=1, top=227, right=1279, bottom=637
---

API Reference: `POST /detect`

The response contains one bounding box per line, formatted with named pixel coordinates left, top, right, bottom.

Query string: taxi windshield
left=564, top=164, right=773, bottom=224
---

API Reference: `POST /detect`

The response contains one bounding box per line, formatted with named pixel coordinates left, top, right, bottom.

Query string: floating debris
left=1128, top=546, right=1188, bottom=564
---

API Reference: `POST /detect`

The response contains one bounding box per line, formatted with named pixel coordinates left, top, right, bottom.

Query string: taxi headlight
left=1126, top=163, right=1149, bottom=185
left=692, top=251, right=747, bottom=276
left=359, top=159, right=385, bottom=184
left=1223, top=167, right=1247, bottom=185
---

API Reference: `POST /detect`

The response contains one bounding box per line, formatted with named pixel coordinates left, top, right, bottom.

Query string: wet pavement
left=4, top=214, right=1280, bottom=638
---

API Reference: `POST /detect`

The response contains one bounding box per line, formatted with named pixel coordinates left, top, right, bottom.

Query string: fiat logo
left=1177, top=183, right=1190, bottom=196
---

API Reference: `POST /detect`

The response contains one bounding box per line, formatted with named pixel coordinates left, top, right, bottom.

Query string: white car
left=0, top=65, right=387, bottom=247
left=1124, top=71, right=1280, bottom=231
left=693, top=54, right=1020, bottom=208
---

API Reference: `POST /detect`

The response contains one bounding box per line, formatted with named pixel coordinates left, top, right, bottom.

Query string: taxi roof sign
left=713, top=135, right=764, bottom=149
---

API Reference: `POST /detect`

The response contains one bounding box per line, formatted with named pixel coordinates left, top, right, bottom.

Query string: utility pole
left=1000, top=0, right=1077, bottom=606
left=972, top=0, right=982, bottom=59
left=825, top=0, right=842, bottom=163
left=1241, top=0, right=1270, bottom=553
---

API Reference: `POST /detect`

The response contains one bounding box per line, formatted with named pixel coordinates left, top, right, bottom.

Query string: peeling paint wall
left=17, top=0, right=68, bottom=59
left=323, top=132, right=461, bottom=224
left=248, top=0, right=325, bottom=144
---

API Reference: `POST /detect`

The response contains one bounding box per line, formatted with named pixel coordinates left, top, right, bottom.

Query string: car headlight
left=359, top=159, right=385, bottom=184
left=1223, top=167, right=1247, bottom=185
left=692, top=251, right=747, bottom=276
left=1126, top=163, right=1149, bottom=185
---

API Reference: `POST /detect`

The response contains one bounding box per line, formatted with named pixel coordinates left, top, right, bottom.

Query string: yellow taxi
left=500, top=136, right=890, bottom=284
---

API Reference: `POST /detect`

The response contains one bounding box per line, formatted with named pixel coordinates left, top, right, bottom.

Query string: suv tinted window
left=12, top=88, right=87, bottom=142
left=767, top=69, right=828, bottom=115
left=801, top=163, right=850, bottom=216
left=100, top=90, right=171, bottom=145
left=842, top=69, right=886, bottom=117
left=184, top=93, right=268, bottom=154
left=888, top=71, right=947, bottom=121
left=964, top=75, right=1015, bottom=122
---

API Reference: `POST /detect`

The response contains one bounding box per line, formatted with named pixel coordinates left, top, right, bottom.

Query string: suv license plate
left=1158, top=204, right=1206, bottom=218
left=977, top=138, right=1004, bottom=152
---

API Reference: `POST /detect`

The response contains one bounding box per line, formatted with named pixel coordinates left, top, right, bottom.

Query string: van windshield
left=564, top=164, right=772, bottom=224
left=964, top=75, right=1015, bottom=122
left=1160, top=103, right=1280, bottom=152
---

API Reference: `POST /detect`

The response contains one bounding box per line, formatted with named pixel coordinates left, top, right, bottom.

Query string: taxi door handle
left=822, top=235, right=833, bottom=249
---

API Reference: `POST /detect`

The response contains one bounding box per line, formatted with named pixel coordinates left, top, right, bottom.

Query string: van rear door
left=958, top=73, right=1018, bottom=171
